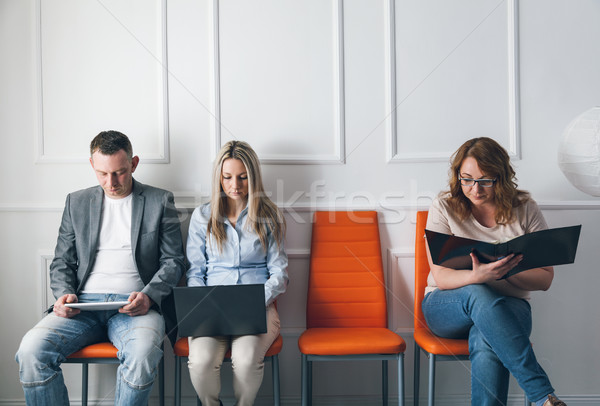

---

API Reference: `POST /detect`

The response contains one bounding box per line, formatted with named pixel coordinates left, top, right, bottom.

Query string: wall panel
left=215, top=0, right=345, bottom=164
left=36, top=0, right=169, bottom=163
left=387, top=0, right=520, bottom=162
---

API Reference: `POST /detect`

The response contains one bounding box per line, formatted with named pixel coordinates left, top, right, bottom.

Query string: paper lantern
left=557, top=107, right=600, bottom=196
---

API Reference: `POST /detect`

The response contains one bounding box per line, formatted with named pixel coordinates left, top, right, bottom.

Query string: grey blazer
left=49, top=179, right=186, bottom=339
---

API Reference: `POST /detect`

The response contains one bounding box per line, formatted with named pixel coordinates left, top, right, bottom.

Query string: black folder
left=174, top=284, right=267, bottom=337
left=425, top=225, right=582, bottom=279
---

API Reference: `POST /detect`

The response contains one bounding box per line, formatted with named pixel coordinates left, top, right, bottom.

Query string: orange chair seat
left=174, top=335, right=283, bottom=358
left=414, top=327, right=469, bottom=357
left=67, top=342, right=119, bottom=359
left=299, top=327, right=406, bottom=356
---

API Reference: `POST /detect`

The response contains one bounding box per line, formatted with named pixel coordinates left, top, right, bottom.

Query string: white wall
left=1, top=0, right=599, bottom=405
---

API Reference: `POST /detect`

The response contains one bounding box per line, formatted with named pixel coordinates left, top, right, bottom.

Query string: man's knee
left=18, top=327, right=54, bottom=362
left=122, top=335, right=162, bottom=365
left=119, top=335, right=163, bottom=386
left=16, top=329, right=62, bottom=385
left=16, top=332, right=36, bottom=366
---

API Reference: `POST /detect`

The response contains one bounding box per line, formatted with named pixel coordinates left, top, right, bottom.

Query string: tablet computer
left=65, top=301, right=130, bottom=311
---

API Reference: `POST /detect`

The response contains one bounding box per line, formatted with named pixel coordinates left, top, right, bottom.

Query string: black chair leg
left=81, top=364, right=88, bottom=406
left=414, top=345, right=420, bottom=406
left=382, top=360, right=388, bottom=406
left=159, top=355, right=164, bottom=406
left=399, top=354, right=405, bottom=406
left=428, top=354, right=436, bottom=406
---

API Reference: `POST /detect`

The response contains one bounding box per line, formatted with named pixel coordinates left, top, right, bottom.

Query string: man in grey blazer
left=16, top=131, right=186, bottom=405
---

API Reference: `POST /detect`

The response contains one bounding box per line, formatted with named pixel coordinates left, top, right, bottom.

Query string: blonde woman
left=186, top=141, right=288, bottom=406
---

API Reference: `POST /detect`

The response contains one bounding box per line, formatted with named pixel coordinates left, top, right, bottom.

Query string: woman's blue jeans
left=422, top=284, right=554, bottom=406
left=15, top=294, right=164, bottom=406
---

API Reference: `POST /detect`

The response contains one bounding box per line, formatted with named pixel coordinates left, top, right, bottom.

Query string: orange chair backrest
left=414, top=211, right=429, bottom=331
left=306, top=211, right=387, bottom=329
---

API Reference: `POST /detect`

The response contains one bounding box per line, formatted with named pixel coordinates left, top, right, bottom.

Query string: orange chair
left=298, top=211, right=406, bottom=406
left=413, top=211, right=469, bottom=406
left=173, top=334, right=283, bottom=406
left=414, top=211, right=531, bottom=406
left=65, top=341, right=164, bottom=406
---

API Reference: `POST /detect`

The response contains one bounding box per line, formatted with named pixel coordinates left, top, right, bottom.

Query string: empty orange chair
left=414, top=211, right=530, bottom=406
left=65, top=342, right=164, bottom=406
left=298, top=211, right=406, bottom=406
left=173, top=335, right=283, bottom=406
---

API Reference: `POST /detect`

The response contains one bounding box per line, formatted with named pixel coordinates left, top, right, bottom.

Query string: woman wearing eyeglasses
left=422, top=137, right=566, bottom=406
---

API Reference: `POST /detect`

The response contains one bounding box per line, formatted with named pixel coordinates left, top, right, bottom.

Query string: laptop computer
left=173, top=284, right=267, bottom=337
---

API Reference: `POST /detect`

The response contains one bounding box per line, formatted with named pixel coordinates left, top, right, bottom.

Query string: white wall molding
left=34, top=0, right=170, bottom=164
left=0, top=204, right=64, bottom=213
left=39, top=252, right=54, bottom=317
left=208, top=0, right=222, bottom=162
left=3, top=200, right=600, bottom=213
left=506, top=0, right=521, bottom=159
left=535, top=201, right=600, bottom=210
left=385, top=0, right=521, bottom=162
left=286, top=249, right=310, bottom=260
left=209, top=0, right=346, bottom=165
left=387, top=248, right=415, bottom=332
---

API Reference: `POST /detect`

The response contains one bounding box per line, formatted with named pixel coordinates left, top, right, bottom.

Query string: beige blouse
left=425, top=194, right=548, bottom=299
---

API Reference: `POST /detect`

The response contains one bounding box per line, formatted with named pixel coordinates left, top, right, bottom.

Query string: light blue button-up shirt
left=186, top=203, right=288, bottom=305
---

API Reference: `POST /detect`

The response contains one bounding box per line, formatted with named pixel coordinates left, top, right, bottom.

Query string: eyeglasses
left=458, top=177, right=496, bottom=188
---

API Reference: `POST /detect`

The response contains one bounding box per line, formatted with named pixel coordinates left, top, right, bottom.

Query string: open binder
left=425, top=225, right=582, bottom=279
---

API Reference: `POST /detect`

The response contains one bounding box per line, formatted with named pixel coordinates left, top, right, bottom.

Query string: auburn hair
left=445, top=137, right=529, bottom=225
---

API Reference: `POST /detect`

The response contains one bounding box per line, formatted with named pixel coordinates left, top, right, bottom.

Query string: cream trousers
left=187, top=304, right=280, bottom=406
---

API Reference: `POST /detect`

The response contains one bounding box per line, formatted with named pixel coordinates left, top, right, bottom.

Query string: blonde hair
left=446, top=137, right=529, bottom=225
left=208, top=140, right=286, bottom=252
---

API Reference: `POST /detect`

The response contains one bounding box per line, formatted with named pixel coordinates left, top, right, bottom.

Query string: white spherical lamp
left=557, top=107, right=600, bottom=197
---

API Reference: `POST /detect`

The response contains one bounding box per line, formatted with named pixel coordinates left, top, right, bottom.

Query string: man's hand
left=53, top=294, right=81, bottom=318
left=119, top=292, right=152, bottom=317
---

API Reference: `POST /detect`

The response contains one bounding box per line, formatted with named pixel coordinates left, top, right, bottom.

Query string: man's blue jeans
left=422, top=284, right=554, bottom=406
left=15, top=293, right=164, bottom=406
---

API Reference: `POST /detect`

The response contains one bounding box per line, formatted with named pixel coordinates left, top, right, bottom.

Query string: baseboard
left=2, top=394, right=599, bottom=405
left=173, top=394, right=600, bottom=406
left=411, top=395, right=600, bottom=406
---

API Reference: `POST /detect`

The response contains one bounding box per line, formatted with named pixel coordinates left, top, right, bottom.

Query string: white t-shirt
left=425, top=194, right=548, bottom=299
left=82, top=193, right=144, bottom=294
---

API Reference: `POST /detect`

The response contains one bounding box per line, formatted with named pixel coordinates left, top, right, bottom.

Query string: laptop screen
left=173, top=284, right=267, bottom=337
